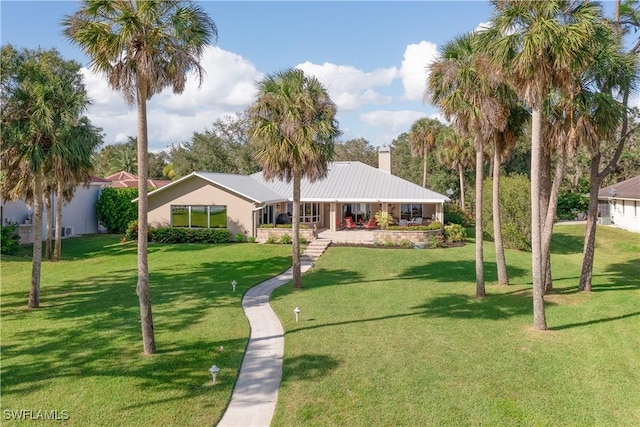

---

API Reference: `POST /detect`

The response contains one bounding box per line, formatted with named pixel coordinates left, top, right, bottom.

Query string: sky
left=0, top=1, right=618, bottom=153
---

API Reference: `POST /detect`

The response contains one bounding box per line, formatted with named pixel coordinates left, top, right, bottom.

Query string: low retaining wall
left=373, top=229, right=441, bottom=244
left=256, top=228, right=315, bottom=243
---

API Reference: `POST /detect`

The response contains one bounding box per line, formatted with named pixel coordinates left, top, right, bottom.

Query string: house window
left=342, top=203, right=372, bottom=223
left=400, top=204, right=422, bottom=221
left=287, top=203, right=321, bottom=223
left=261, top=205, right=275, bottom=224
left=171, top=205, right=227, bottom=228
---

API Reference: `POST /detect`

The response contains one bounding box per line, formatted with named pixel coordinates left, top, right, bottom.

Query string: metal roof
left=147, top=172, right=288, bottom=204
left=250, top=161, right=449, bottom=203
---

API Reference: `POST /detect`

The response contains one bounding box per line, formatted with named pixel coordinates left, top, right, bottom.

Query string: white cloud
left=400, top=41, right=439, bottom=101
left=296, top=61, right=397, bottom=111
left=360, top=110, right=427, bottom=145
left=81, top=46, right=262, bottom=151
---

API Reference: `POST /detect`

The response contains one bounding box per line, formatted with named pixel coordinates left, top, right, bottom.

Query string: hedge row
left=126, top=222, right=230, bottom=244
left=387, top=221, right=442, bottom=231
left=259, top=223, right=310, bottom=229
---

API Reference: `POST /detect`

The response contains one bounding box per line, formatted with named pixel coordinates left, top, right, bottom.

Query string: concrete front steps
left=301, top=238, right=332, bottom=264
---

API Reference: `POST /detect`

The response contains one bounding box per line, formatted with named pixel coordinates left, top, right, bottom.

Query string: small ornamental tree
left=96, top=187, right=138, bottom=234
left=482, top=175, right=531, bottom=251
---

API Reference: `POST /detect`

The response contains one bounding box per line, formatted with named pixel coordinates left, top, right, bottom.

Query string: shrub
left=235, top=233, right=245, bottom=243
left=279, top=234, right=292, bottom=244
left=399, top=239, right=413, bottom=249
left=1, top=224, right=20, bottom=255
left=258, top=223, right=309, bottom=229
left=444, top=224, right=467, bottom=243
left=247, top=236, right=256, bottom=243
left=374, top=211, right=394, bottom=230
left=96, top=187, right=138, bottom=234
left=125, top=220, right=138, bottom=241
left=299, top=235, right=308, bottom=244
left=557, top=191, right=589, bottom=220
left=482, top=174, right=531, bottom=251
left=426, top=221, right=442, bottom=230
left=427, top=235, right=446, bottom=249
left=148, top=227, right=230, bottom=244
left=266, top=234, right=276, bottom=244
left=444, top=202, right=470, bottom=227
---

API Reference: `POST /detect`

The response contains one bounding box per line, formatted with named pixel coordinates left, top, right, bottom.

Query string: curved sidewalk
left=217, top=239, right=329, bottom=427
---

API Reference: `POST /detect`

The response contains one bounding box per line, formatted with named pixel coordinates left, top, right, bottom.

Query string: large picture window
left=287, top=202, right=321, bottom=223
left=171, top=205, right=227, bottom=228
left=400, top=203, right=422, bottom=221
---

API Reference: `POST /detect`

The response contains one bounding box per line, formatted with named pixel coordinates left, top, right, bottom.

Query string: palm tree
left=248, top=68, right=339, bottom=289
left=480, top=0, right=604, bottom=330
left=409, top=118, right=441, bottom=188
left=579, top=1, right=639, bottom=291
left=427, top=32, right=511, bottom=298
left=489, top=105, right=529, bottom=286
left=63, top=0, right=217, bottom=354
left=436, top=127, right=474, bottom=212
left=109, top=146, right=137, bottom=174
left=51, top=117, right=103, bottom=260
left=1, top=46, right=89, bottom=308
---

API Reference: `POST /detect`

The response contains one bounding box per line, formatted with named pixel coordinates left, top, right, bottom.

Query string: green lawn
left=2, top=227, right=639, bottom=426
left=270, top=225, right=640, bottom=426
left=1, top=235, right=292, bottom=426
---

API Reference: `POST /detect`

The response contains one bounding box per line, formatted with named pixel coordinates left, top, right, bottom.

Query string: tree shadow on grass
left=550, top=311, right=640, bottom=331
left=282, top=354, right=340, bottom=381
left=411, top=291, right=540, bottom=320
left=550, top=231, right=584, bottom=255
left=1, top=251, right=292, bottom=407
left=595, top=260, right=640, bottom=292
left=400, top=260, right=528, bottom=285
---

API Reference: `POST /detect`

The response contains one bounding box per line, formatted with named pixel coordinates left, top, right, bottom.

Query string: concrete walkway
left=217, top=239, right=331, bottom=427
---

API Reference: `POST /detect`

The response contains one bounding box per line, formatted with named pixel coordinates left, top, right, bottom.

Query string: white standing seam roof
left=146, top=171, right=288, bottom=204
left=147, top=163, right=449, bottom=205
left=250, top=161, right=449, bottom=203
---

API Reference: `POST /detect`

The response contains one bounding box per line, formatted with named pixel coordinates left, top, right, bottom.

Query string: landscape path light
left=231, top=280, right=237, bottom=292
left=209, top=365, right=221, bottom=385
left=294, top=307, right=301, bottom=322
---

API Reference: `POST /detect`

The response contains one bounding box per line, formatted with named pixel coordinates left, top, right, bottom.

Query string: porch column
left=330, top=202, right=337, bottom=232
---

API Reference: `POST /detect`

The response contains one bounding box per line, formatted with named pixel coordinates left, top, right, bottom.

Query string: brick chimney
left=378, top=145, right=391, bottom=174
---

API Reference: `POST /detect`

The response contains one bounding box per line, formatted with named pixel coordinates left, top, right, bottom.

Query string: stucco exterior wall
left=610, top=198, right=640, bottom=233
left=148, top=176, right=257, bottom=238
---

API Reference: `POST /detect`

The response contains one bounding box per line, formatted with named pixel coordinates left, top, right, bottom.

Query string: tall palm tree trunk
left=45, top=192, right=53, bottom=260
left=530, top=108, right=547, bottom=330
left=579, top=158, right=601, bottom=291
left=54, top=182, right=63, bottom=260
left=292, top=169, right=302, bottom=289
left=422, top=152, right=428, bottom=188
left=474, top=139, right=485, bottom=298
left=492, top=146, right=508, bottom=285
left=458, top=164, right=466, bottom=212
left=29, top=171, right=44, bottom=308
left=540, top=150, right=553, bottom=292
left=136, top=82, right=156, bottom=355
left=541, top=156, right=566, bottom=293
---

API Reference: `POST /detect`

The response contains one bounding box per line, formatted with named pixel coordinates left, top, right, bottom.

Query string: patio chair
left=344, top=217, right=357, bottom=229
left=363, top=218, right=378, bottom=230
left=413, top=217, right=423, bottom=225
left=399, top=219, right=410, bottom=226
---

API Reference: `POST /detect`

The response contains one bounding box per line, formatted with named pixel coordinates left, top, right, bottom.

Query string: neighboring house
left=105, top=171, right=171, bottom=189
left=147, top=149, right=450, bottom=240
left=597, top=175, right=640, bottom=233
left=1, top=176, right=111, bottom=244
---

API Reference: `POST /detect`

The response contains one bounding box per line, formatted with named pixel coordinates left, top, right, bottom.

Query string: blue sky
left=2, top=1, right=600, bottom=153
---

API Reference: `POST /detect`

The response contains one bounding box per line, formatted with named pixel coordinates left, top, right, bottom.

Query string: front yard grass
left=1, top=235, right=291, bottom=426
left=271, top=225, right=640, bottom=426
